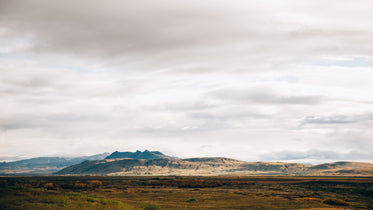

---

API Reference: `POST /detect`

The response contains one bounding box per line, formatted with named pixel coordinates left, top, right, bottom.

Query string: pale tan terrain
left=56, top=157, right=373, bottom=176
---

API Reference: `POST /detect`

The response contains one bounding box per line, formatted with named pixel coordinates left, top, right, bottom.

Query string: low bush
left=323, top=197, right=349, bottom=206
left=90, top=180, right=103, bottom=188
left=24, top=184, right=32, bottom=188
left=43, top=183, right=54, bottom=190
left=141, top=203, right=162, bottom=210
left=73, top=182, right=87, bottom=190
left=297, top=197, right=322, bottom=202
left=60, top=184, right=74, bottom=190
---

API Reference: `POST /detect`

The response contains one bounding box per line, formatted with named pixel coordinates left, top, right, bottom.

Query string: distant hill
left=55, top=156, right=373, bottom=176
left=56, top=157, right=242, bottom=175
left=309, top=161, right=373, bottom=170
left=0, top=153, right=109, bottom=175
left=105, top=150, right=175, bottom=160
left=3, top=150, right=373, bottom=176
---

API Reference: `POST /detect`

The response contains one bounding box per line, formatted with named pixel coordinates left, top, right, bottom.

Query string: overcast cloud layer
left=0, top=0, right=373, bottom=163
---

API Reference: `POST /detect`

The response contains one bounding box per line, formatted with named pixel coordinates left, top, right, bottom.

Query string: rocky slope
left=55, top=157, right=373, bottom=176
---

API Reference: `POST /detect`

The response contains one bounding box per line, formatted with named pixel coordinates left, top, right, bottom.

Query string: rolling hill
left=56, top=155, right=373, bottom=176
left=3, top=150, right=373, bottom=176
left=0, top=153, right=109, bottom=175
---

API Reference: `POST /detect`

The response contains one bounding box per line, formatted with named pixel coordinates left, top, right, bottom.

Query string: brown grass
left=297, top=197, right=322, bottom=202
left=90, top=180, right=103, bottom=188
left=0, top=176, right=371, bottom=209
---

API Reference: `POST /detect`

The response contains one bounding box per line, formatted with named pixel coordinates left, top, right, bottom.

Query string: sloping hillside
left=55, top=157, right=373, bottom=176
left=0, top=153, right=109, bottom=175
left=307, top=161, right=373, bottom=175
left=56, top=157, right=245, bottom=175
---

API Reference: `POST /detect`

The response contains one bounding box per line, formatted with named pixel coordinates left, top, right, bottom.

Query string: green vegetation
left=0, top=187, right=133, bottom=209
left=140, top=203, right=162, bottom=210
left=185, top=198, right=197, bottom=202
left=0, top=176, right=372, bottom=209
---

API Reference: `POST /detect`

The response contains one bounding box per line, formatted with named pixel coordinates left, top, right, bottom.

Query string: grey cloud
left=314, top=57, right=373, bottom=68
left=2, top=76, right=51, bottom=90
left=2, top=0, right=373, bottom=73
left=1, top=0, right=373, bottom=161
left=301, top=113, right=373, bottom=125
left=0, top=156, right=26, bottom=162
left=133, top=121, right=227, bottom=134
left=1, top=0, right=261, bottom=66
left=139, top=102, right=268, bottom=134
left=0, top=113, right=107, bottom=131
left=0, top=60, right=141, bottom=100
left=149, top=101, right=216, bottom=112
left=260, top=149, right=373, bottom=162
left=0, top=65, right=59, bottom=96
left=189, top=111, right=266, bottom=121
left=200, top=145, right=213, bottom=149
left=328, top=132, right=373, bottom=152
left=211, top=87, right=324, bottom=105
left=302, top=115, right=354, bottom=125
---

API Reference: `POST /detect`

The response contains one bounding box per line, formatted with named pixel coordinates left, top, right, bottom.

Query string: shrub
left=24, top=184, right=32, bottom=188
left=298, top=197, right=322, bottom=202
left=44, top=183, right=54, bottom=190
left=323, top=197, right=349, bottom=206
left=90, top=180, right=103, bottom=188
left=11, top=185, right=25, bottom=190
left=283, top=195, right=293, bottom=200
left=186, top=198, right=196, bottom=202
left=141, top=203, right=162, bottom=210
left=74, top=182, right=87, bottom=190
left=60, top=184, right=74, bottom=190
left=0, top=180, right=8, bottom=187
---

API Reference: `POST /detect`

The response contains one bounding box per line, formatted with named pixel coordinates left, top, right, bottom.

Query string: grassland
left=0, top=176, right=372, bottom=209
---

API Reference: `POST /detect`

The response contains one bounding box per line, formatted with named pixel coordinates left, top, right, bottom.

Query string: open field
left=0, top=176, right=372, bottom=209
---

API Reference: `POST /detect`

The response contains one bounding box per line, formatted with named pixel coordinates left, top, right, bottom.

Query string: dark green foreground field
left=0, top=176, right=372, bottom=209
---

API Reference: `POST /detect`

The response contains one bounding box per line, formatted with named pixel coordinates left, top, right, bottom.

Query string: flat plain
left=0, top=176, right=372, bottom=209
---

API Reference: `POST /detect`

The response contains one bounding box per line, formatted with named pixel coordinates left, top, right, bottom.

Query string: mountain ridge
left=56, top=156, right=373, bottom=176
left=2, top=150, right=372, bottom=176
left=105, top=150, right=175, bottom=160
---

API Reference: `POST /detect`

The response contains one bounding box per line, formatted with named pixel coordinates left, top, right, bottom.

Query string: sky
left=0, top=0, right=372, bottom=164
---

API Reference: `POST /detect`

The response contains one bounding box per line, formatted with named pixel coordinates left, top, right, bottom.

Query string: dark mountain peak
left=105, top=150, right=174, bottom=160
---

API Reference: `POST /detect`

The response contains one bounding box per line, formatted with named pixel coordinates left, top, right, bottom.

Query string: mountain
left=309, top=161, right=373, bottom=170
left=56, top=157, right=242, bottom=175
left=105, top=150, right=175, bottom=160
left=3, top=150, right=372, bottom=176
left=55, top=156, right=373, bottom=176
left=0, top=153, right=109, bottom=175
